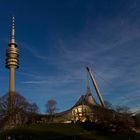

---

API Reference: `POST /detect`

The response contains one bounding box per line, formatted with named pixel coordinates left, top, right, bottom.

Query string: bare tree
left=0, top=92, right=40, bottom=127
left=115, top=105, right=130, bottom=114
left=92, top=105, right=134, bottom=133
left=25, top=102, right=39, bottom=124
left=0, top=96, right=7, bottom=121
left=134, top=113, right=140, bottom=128
left=27, top=103, right=39, bottom=114
left=45, top=99, right=57, bottom=122
left=104, top=100, right=113, bottom=109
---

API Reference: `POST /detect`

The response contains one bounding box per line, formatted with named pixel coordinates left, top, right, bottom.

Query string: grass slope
left=0, top=123, right=140, bottom=140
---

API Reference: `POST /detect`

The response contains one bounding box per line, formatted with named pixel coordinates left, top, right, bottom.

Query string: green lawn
left=0, top=123, right=140, bottom=140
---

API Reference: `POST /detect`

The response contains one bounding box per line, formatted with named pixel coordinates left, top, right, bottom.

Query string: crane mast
left=86, top=66, right=106, bottom=108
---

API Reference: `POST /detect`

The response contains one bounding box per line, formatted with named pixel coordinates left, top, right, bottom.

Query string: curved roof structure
left=73, top=87, right=98, bottom=108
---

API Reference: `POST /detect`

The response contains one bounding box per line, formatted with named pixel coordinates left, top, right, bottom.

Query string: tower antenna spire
left=11, top=16, right=15, bottom=44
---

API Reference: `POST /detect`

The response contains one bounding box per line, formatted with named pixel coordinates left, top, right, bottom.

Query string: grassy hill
left=0, top=123, right=140, bottom=140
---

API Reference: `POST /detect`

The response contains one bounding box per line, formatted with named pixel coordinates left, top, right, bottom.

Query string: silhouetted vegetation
left=0, top=92, right=39, bottom=129
left=45, top=99, right=58, bottom=123
left=134, top=113, right=140, bottom=128
left=88, top=106, right=135, bottom=133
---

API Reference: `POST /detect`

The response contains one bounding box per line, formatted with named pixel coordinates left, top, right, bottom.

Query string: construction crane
left=86, top=66, right=106, bottom=108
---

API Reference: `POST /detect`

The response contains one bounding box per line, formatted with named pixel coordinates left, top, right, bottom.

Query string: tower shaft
left=9, top=67, right=15, bottom=92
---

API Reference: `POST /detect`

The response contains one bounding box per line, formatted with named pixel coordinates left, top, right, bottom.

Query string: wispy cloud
left=15, top=1, right=140, bottom=111
left=23, top=81, right=49, bottom=84
left=18, top=42, right=49, bottom=61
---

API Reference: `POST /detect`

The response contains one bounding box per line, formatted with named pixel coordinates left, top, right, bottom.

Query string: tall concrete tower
left=6, top=16, right=19, bottom=112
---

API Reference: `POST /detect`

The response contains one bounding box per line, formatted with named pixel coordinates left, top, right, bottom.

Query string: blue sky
left=0, top=0, right=140, bottom=113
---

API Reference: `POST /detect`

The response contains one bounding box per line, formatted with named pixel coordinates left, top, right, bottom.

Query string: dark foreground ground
left=0, top=123, right=140, bottom=140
